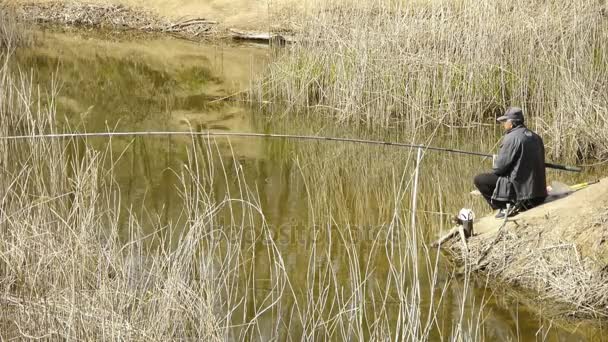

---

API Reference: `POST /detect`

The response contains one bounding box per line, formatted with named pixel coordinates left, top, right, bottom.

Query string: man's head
left=497, top=107, right=524, bottom=131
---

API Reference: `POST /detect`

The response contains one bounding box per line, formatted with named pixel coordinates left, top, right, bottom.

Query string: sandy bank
left=7, top=0, right=302, bottom=39
left=444, top=178, right=608, bottom=317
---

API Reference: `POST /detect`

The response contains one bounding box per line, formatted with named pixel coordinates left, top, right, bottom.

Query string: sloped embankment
left=446, top=179, right=608, bottom=316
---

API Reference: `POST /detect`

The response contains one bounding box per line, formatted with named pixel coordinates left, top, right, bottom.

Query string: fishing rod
left=0, top=131, right=582, bottom=172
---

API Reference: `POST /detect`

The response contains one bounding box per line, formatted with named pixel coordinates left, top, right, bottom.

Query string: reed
left=0, top=50, right=490, bottom=339
left=0, top=6, right=29, bottom=51
left=0, top=53, right=224, bottom=338
left=256, top=0, right=608, bottom=161
left=0, top=9, right=505, bottom=339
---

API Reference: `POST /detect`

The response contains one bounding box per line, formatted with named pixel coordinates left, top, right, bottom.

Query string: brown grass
left=0, top=6, right=29, bottom=50
left=10, top=5, right=594, bottom=338
left=0, top=36, right=492, bottom=338
left=0, top=49, right=494, bottom=338
left=255, top=0, right=608, bottom=162
left=0, top=57, right=225, bottom=339
left=444, top=191, right=608, bottom=318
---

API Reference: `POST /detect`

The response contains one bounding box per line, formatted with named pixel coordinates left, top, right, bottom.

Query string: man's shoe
left=495, top=209, right=507, bottom=219
left=495, top=207, right=518, bottom=219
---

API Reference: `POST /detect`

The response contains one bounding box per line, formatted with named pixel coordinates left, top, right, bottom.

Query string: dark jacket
left=492, top=125, right=547, bottom=202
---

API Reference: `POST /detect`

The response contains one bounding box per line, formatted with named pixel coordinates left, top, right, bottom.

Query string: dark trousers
left=473, top=173, right=546, bottom=211
left=473, top=173, right=506, bottom=210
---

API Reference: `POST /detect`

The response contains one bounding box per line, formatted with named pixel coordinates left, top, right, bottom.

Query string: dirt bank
left=444, top=179, right=608, bottom=317
left=6, top=0, right=301, bottom=39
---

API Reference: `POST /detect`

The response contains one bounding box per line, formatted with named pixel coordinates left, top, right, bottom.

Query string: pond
left=14, top=28, right=607, bottom=341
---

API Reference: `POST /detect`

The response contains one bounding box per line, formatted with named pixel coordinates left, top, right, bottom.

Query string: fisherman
left=473, top=107, right=548, bottom=218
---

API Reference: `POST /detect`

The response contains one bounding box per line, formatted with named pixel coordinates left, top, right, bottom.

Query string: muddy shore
left=444, top=178, right=608, bottom=317
left=7, top=1, right=294, bottom=41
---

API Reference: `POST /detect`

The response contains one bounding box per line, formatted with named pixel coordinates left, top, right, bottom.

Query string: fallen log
left=163, top=18, right=217, bottom=31
left=229, top=29, right=295, bottom=44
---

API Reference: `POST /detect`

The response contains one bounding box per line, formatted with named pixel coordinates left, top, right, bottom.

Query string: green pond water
left=15, top=29, right=608, bottom=341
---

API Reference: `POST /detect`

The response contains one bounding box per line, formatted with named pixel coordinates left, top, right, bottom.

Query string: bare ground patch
left=13, top=2, right=220, bottom=39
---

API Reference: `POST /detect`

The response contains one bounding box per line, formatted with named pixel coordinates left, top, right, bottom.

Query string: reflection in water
left=16, top=31, right=265, bottom=152
left=17, top=30, right=608, bottom=341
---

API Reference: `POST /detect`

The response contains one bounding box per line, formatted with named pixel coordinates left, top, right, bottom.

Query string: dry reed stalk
left=0, top=6, right=29, bottom=51
left=256, top=0, right=608, bottom=162
left=0, top=54, right=228, bottom=339
left=280, top=129, right=489, bottom=340
left=446, top=212, right=608, bottom=318
left=0, top=77, right=486, bottom=338
left=0, top=28, right=495, bottom=338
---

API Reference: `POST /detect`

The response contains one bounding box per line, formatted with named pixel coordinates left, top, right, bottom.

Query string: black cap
left=497, top=107, right=524, bottom=122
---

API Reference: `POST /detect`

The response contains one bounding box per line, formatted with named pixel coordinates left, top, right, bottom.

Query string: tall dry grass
left=0, top=53, right=490, bottom=339
left=0, top=58, right=226, bottom=339
left=0, top=11, right=497, bottom=339
left=0, top=6, right=29, bottom=51
left=256, top=0, right=608, bottom=161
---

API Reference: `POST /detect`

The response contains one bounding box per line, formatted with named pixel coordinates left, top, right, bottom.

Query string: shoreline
left=443, top=178, right=608, bottom=318
left=9, top=1, right=293, bottom=43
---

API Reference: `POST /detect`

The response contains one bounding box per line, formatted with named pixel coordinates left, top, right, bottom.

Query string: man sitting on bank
left=473, top=107, right=548, bottom=218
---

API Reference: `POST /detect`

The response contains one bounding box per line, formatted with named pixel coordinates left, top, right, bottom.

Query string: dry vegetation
left=0, top=6, right=29, bottom=50
left=256, top=0, right=608, bottom=162
left=0, top=56, right=222, bottom=339
left=0, top=12, right=489, bottom=340
left=4, top=1, right=606, bottom=338
left=444, top=181, right=608, bottom=318
left=0, top=58, right=485, bottom=339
